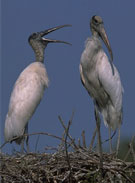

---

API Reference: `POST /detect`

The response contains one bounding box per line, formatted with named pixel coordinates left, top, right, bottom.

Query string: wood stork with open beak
left=4, top=25, right=71, bottom=152
left=80, top=15, right=123, bottom=157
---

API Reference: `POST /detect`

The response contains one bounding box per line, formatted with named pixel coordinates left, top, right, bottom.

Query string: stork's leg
left=25, top=123, right=29, bottom=153
left=94, top=102, right=103, bottom=169
left=109, top=127, right=113, bottom=153
left=21, top=138, right=25, bottom=153
left=26, top=136, right=29, bottom=153
left=116, top=125, right=121, bottom=156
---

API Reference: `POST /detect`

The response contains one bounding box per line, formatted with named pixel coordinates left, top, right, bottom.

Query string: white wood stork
left=80, top=15, right=123, bottom=156
left=4, top=25, right=71, bottom=152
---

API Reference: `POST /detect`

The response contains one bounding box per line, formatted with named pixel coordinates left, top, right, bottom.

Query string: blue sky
left=1, top=0, right=135, bottom=153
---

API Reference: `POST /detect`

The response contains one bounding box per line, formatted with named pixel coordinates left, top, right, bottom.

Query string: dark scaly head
left=28, top=25, right=71, bottom=62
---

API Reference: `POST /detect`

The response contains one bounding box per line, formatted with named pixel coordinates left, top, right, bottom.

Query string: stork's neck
left=30, top=41, right=46, bottom=63
left=91, top=27, right=99, bottom=37
left=34, top=47, right=45, bottom=63
left=90, top=35, right=102, bottom=51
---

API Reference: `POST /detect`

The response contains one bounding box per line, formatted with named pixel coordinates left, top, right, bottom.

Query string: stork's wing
left=97, top=56, right=123, bottom=109
left=4, top=62, right=49, bottom=141
left=79, top=64, right=86, bottom=87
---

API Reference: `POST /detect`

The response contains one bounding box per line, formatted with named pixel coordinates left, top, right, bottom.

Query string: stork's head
left=90, top=16, right=114, bottom=74
left=28, top=25, right=71, bottom=62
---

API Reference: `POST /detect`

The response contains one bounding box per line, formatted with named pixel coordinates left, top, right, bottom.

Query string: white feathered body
left=4, top=62, right=49, bottom=143
left=80, top=36, right=123, bottom=130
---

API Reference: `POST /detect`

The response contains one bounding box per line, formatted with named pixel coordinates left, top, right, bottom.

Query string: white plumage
left=4, top=62, right=49, bottom=143
left=4, top=25, right=71, bottom=151
left=80, top=37, right=123, bottom=130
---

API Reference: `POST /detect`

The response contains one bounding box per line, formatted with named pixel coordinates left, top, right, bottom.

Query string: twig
left=0, top=132, right=65, bottom=150
left=124, top=136, right=135, bottom=162
left=120, top=171, right=135, bottom=183
left=35, top=134, right=40, bottom=152
left=124, top=146, right=131, bottom=162
left=61, top=171, right=71, bottom=182
left=58, top=113, right=78, bottom=149
left=81, top=130, right=86, bottom=148
left=64, top=112, right=74, bottom=182
left=58, top=131, right=66, bottom=151
left=129, top=136, right=135, bottom=162
left=44, top=146, right=58, bottom=151
left=89, top=127, right=97, bottom=151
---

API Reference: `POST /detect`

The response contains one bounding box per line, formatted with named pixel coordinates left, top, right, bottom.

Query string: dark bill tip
left=40, top=24, right=72, bottom=37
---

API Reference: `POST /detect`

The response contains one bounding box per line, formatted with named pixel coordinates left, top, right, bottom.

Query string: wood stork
left=80, top=15, right=123, bottom=156
left=4, top=25, right=71, bottom=152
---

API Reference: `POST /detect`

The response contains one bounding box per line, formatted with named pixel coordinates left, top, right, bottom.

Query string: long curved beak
left=99, top=25, right=114, bottom=75
left=39, top=24, right=72, bottom=45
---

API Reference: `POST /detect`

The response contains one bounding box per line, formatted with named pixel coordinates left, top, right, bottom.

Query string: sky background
left=1, top=0, right=135, bottom=153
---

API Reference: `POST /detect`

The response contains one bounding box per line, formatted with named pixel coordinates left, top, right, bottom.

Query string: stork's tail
left=102, top=107, right=122, bottom=131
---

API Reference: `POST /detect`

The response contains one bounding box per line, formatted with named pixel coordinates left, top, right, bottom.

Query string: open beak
left=99, top=24, right=114, bottom=75
left=39, top=24, right=72, bottom=45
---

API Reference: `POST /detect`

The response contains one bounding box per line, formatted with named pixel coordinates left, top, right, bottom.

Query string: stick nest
left=1, top=114, right=135, bottom=182
left=0, top=148, right=135, bottom=183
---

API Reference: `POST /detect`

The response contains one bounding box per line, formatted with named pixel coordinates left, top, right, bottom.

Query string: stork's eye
left=32, top=33, right=37, bottom=38
left=28, top=33, right=38, bottom=42
left=93, top=17, right=99, bottom=24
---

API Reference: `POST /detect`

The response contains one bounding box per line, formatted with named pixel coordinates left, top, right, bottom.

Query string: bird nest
left=0, top=149, right=135, bottom=183
left=1, top=114, right=135, bottom=183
